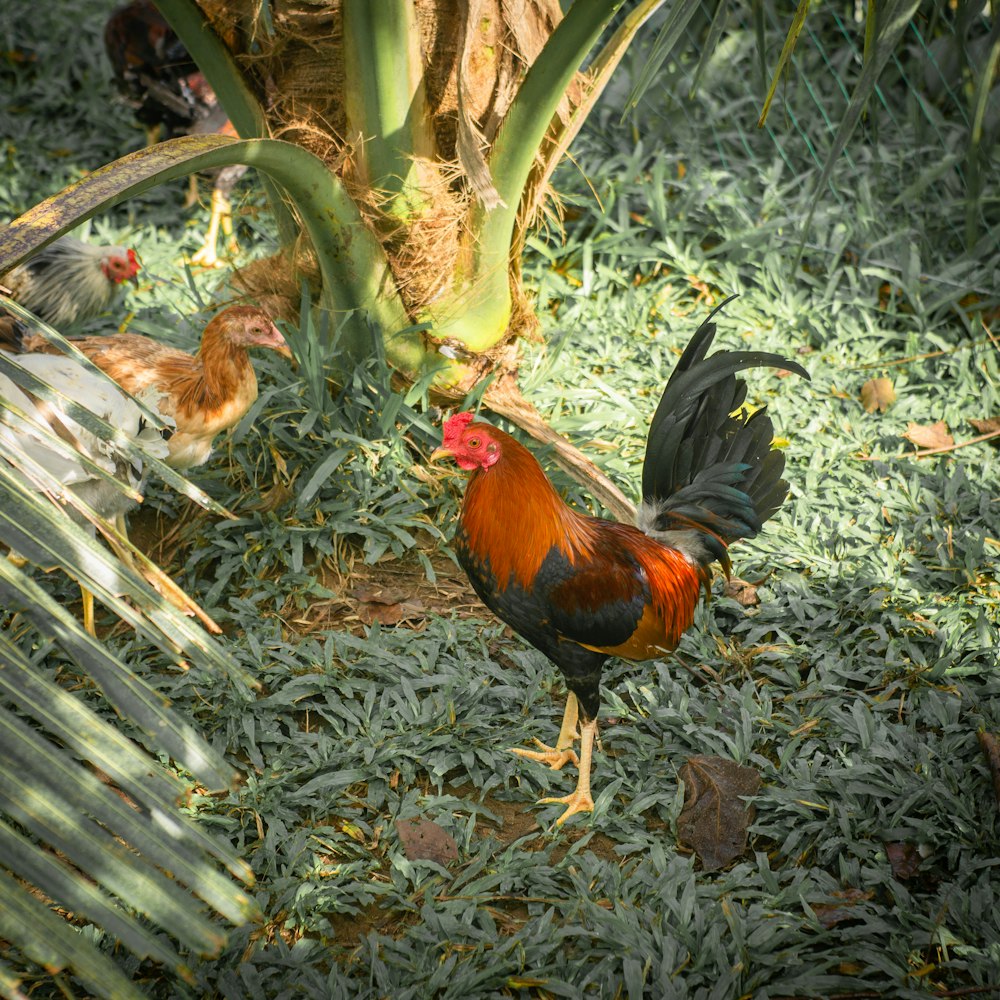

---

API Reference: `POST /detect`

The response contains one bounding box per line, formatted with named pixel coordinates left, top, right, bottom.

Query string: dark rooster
left=104, top=0, right=247, bottom=267
left=103, top=0, right=205, bottom=146
left=1, top=236, right=140, bottom=328
left=433, top=302, right=809, bottom=824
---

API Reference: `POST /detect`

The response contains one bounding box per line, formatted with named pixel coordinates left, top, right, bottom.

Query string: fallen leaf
left=978, top=731, right=1000, bottom=809
left=339, top=821, right=366, bottom=844
left=903, top=420, right=953, bottom=451
left=861, top=378, right=896, bottom=413
left=724, top=577, right=760, bottom=607
left=860, top=377, right=895, bottom=413
left=356, top=599, right=426, bottom=626
left=811, top=888, right=875, bottom=928
left=395, top=816, right=458, bottom=867
left=249, top=482, right=295, bottom=514
left=677, top=756, right=761, bottom=871
left=970, top=417, right=1000, bottom=437
left=351, top=585, right=426, bottom=626
left=351, top=585, right=406, bottom=605
left=885, top=841, right=923, bottom=880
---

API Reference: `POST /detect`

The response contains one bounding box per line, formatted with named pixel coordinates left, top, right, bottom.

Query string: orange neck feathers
left=196, top=315, right=255, bottom=404
left=163, top=314, right=255, bottom=420
left=459, top=429, right=596, bottom=590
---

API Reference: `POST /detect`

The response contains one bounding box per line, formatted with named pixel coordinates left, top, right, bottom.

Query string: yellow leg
left=183, top=174, right=200, bottom=209
left=8, top=552, right=97, bottom=636
left=221, top=198, right=239, bottom=255
left=81, top=586, right=95, bottom=638
left=539, top=717, right=597, bottom=825
left=191, top=189, right=233, bottom=268
left=509, top=692, right=580, bottom=770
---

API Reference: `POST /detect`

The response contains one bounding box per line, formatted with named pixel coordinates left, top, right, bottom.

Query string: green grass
left=3, top=1, right=1000, bottom=997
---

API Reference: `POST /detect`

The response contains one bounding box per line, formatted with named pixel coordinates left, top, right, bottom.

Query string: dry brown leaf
left=885, top=841, right=923, bottom=880
left=724, top=577, right=760, bottom=607
left=970, top=417, right=1000, bottom=437
left=351, top=585, right=426, bottom=626
left=249, top=482, right=295, bottom=514
left=903, top=420, right=954, bottom=451
left=811, top=888, right=875, bottom=928
left=351, top=585, right=405, bottom=605
left=677, top=756, right=761, bottom=871
left=395, top=817, right=458, bottom=867
left=356, top=599, right=426, bottom=626
left=860, top=377, right=895, bottom=413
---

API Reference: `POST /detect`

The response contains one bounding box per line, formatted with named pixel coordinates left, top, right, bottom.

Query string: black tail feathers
left=639, top=297, right=809, bottom=569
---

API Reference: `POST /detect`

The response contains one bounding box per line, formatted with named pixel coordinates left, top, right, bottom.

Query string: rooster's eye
left=467, top=436, right=481, bottom=449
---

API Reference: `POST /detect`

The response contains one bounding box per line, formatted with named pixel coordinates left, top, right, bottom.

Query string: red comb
left=442, top=411, right=475, bottom=446
left=126, top=248, right=140, bottom=273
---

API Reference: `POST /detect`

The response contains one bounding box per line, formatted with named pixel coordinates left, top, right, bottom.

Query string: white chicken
left=0, top=352, right=168, bottom=635
left=1, top=236, right=140, bottom=328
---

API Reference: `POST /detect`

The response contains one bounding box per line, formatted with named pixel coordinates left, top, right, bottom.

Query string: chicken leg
left=81, top=586, right=96, bottom=637
left=183, top=174, right=200, bottom=210
left=191, top=189, right=234, bottom=268
left=509, top=692, right=580, bottom=770
left=538, top=717, right=597, bottom=825
left=7, top=551, right=99, bottom=637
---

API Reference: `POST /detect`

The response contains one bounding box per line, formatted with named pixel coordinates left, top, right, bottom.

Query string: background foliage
left=2, top=0, right=999, bottom=997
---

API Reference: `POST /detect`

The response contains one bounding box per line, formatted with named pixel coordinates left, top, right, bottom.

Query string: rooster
left=104, top=0, right=206, bottom=147
left=25, top=305, right=290, bottom=469
left=0, top=351, right=169, bottom=635
left=104, top=0, right=248, bottom=267
left=432, top=302, right=809, bottom=824
left=1, top=236, right=140, bottom=328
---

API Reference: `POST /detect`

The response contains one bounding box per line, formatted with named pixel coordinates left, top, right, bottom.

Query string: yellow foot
left=508, top=739, right=579, bottom=771
left=539, top=789, right=595, bottom=825
left=190, top=243, right=223, bottom=268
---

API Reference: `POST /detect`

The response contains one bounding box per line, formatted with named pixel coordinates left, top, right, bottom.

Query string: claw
left=508, top=740, right=579, bottom=770
left=539, top=788, right=595, bottom=825
left=507, top=693, right=582, bottom=770
left=542, top=717, right=599, bottom=827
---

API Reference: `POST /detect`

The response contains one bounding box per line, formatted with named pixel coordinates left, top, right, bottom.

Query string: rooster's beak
left=429, top=447, right=453, bottom=463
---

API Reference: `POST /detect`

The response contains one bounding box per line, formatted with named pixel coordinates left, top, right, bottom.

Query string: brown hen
left=26, top=305, right=290, bottom=469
